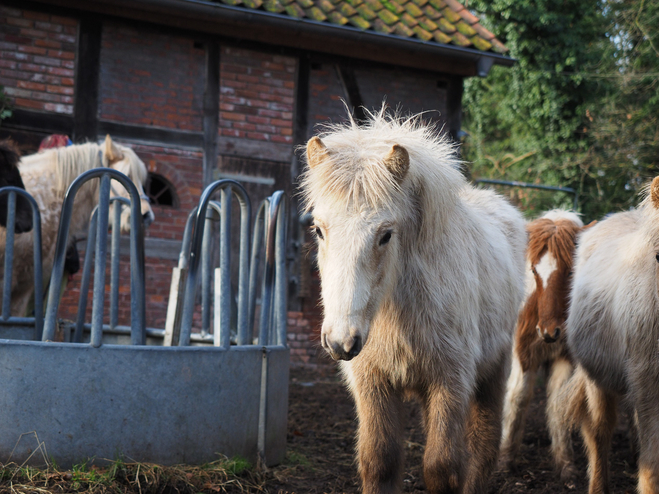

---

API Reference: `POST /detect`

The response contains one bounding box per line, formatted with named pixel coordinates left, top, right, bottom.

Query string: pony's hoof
left=559, top=462, right=578, bottom=482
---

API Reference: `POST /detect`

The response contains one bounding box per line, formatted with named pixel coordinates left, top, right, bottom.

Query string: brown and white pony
left=0, top=135, right=154, bottom=318
left=561, top=177, right=659, bottom=494
left=300, top=110, right=526, bottom=494
left=0, top=139, right=33, bottom=233
left=500, top=210, right=587, bottom=480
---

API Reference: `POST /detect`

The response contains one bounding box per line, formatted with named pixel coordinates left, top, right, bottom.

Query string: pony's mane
left=300, top=108, right=463, bottom=212
left=527, top=216, right=582, bottom=268
left=21, top=141, right=147, bottom=196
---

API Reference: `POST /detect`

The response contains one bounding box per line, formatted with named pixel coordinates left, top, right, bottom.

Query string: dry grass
left=0, top=457, right=265, bottom=494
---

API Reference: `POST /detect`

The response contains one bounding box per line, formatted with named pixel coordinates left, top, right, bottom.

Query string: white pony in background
left=0, top=135, right=154, bottom=318
left=562, top=177, right=659, bottom=494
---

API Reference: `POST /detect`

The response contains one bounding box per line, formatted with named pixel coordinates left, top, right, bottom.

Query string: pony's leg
left=499, top=349, right=536, bottom=469
left=580, top=378, right=617, bottom=494
left=464, top=355, right=508, bottom=494
left=546, top=358, right=576, bottom=480
left=352, top=374, right=405, bottom=494
left=632, top=373, right=659, bottom=494
left=422, top=384, right=469, bottom=494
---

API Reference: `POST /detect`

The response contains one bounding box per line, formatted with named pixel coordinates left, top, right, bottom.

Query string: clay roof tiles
left=212, top=0, right=507, bottom=53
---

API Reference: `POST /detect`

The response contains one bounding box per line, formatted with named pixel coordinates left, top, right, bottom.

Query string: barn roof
left=209, top=0, right=507, bottom=54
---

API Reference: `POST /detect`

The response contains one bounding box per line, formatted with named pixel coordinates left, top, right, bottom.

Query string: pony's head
left=102, top=135, right=154, bottom=233
left=301, top=111, right=461, bottom=361
left=524, top=211, right=584, bottom=343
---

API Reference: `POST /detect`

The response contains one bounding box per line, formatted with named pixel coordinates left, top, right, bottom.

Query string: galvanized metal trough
left=0, top=172, right=289, bottom=468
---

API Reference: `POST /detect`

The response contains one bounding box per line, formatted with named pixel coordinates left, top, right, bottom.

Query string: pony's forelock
left=299, top=108, right=463, bottom=213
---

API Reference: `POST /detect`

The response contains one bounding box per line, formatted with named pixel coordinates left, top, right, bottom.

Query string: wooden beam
left=73, top=15, right=102, bottom=143
left=97, top=120, right=204, bottom=148
left=446, top=75, right=464, bottom=143
left=203, top=40, right=221, bottom=188
left=335, top=65, right=366, bottom=122
left=3, top=109, right=74, bottom=136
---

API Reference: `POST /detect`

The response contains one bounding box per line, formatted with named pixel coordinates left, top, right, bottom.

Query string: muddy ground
left=268, top=365, right=638, bottom=494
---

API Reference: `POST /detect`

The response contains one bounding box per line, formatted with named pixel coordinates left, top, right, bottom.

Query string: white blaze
left=535, top=252, right=557, bottom=289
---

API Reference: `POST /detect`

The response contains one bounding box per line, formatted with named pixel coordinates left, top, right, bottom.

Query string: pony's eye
left=655, top=253, right=659, bottom=263
left=314, top=226, right=324, bottom=240
left=379, top=230, right=392, bottom=246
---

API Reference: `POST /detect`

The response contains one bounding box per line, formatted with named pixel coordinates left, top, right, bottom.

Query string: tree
left=461, top=0, right=659, bottom=220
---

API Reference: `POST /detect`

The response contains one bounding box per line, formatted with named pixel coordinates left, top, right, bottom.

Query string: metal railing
left=474, top=178, right=579, bottom=211
left=0, top=186, right=43, bottom=339
left=42, top=168, right=146, bottom=346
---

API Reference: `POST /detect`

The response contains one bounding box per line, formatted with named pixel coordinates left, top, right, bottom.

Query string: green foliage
left=463, top=0, right=659, bottom=220
left=0, top=86, right=12, bottom=122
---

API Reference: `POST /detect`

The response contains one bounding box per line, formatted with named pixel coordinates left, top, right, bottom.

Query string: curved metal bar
left=258, top=192, right=286, bottom=346
left=0, top=187, right=43, bottom=339
left=109, top=197, right=130, bottom=329
left=273, top=194, right=288, bottom=346
left=42, top=168, right=145, bottom=346
left=247, top=200, right=267, bottom=342
left=74, top=209, right=97, bottom=343
left=201, top=201, right=222, bottom=338
left=179, top=180, right=251, bottom=347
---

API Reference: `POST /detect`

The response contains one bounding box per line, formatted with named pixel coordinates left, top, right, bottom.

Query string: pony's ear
left=104, top=134, right=123, bottom=164
left=584, top=220, right=597, bottom=230
left=306, top=136, right=328, bottom=169
left=651, top=176, right=659, bottom=209
left=384, top=144, right=409, bottom=183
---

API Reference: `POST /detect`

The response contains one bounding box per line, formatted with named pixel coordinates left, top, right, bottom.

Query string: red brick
left=23, top=11, right=51, bottom=21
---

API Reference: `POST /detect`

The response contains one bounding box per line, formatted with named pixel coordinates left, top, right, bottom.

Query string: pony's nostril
left=346, top=335, right=362, bottom=358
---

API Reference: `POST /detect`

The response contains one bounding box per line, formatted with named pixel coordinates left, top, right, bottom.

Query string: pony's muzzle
left=537, top=325, right=561, bottom=343
left=321, top=331, right=363, bottom=361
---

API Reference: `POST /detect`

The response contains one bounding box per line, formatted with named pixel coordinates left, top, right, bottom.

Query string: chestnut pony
left=500, top=210, right=588, bottom=480
left=300, top=110, right=526, bottom=494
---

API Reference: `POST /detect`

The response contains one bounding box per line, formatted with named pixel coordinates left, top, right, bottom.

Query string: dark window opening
left=145, top=173, right=179, bottom=208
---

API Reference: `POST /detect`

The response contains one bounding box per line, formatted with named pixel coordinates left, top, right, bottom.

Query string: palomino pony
left=0, top=139, right=33, bottom=233
left=0, top=135, right=154, bottom=318
left=561, top=177, right=659, bottom=494
left=301, top=111, right=526, bottom=494
left=500, top=210, right=586, bottom=480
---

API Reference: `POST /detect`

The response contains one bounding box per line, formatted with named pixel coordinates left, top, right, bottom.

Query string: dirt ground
left=268, top=365, right=638, bottom=494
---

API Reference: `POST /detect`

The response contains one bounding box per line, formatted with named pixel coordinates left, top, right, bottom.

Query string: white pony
left=0, top=135, right=154, bottom=318
left=563, top=177, right=659, bottom=494
left=301, top=110, right=526, bottom=494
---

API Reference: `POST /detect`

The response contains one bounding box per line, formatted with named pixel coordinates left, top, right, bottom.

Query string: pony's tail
left=549, top=364, right=590, bottom=434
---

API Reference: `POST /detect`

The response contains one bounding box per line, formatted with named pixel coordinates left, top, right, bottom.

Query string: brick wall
left=99, top=22, right=205, bottom=131
left=355, top=66, right=448, bottom=130
left=307, top=63, right=349, bottom=137
left=219, top=47, right=296, bottom=144
left=0, top=6, right=77, bottom=114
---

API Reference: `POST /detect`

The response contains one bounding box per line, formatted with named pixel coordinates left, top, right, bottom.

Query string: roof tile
left=433, top=31, right=452, bottom=44
left=423, top=5, right=441, bottom=20
left=348, top=14, right=371, bottom=28
left=450, top=31, right=471, bottom=46
left=372, top=18, right=394, bottom=33
left=393, top=22, right=414, bottom=36
left=262, top=0, right=286, bottom=12
left=399, top=12, right=418, bottom=27
left=412, top=25, right=433, bottom=41
left=209, top=0, right=509, bottom=55
left=305, top=6, right=328, bottom=20
left=285, top=3, right=306, bottom=17
left=356, top=4, right=378, bottom=19
left=455, top=20, right=476, bottom=36
left=327, top=10, right=349, bottom=23
left=377, top=8, right=399, bottom=25
left=438, top=17, right=456, bottom=33
left=470, top=36, right=492, bottom=51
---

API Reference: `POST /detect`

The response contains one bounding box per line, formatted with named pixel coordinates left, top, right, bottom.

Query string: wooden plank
left=218, top=136, right=293, bottom=162
left=446, top=75, right=464, bottom=143
left=336, top=65, right=366, bottom=122
left=97, top=120, right=204, bottom=148
left=73, top=16, right=102, bottom=143
left=203, top=40, right=221, bottom=188
left=3, top=109, right=74, bottom=136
